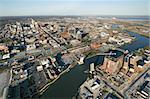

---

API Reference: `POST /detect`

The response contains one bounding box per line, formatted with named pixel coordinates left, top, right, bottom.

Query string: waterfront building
left=100, top=55, right=124, bottom=75
left=61, top=54, right=73, bottom=65
left=122, top=54, right=143, bottom=75
left=121, top=54, right=130, bottom=74
left=90, top=63, right=95, bottom=74
left=130, top=55, right=142, bottom=68
left=79, top=77, right=106, bottom=99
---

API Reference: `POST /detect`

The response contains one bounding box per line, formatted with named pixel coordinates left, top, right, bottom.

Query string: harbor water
left=41, top=31, right=149, bottom=99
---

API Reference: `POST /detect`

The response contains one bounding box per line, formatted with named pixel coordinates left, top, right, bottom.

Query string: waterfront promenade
left=39, top=61, right=77, bottom=95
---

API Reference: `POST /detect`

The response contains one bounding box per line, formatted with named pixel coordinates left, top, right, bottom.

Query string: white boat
left=78, top=57, right=85, bottom=65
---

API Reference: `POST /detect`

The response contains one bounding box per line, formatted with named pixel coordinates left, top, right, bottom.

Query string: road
left=0, top=71, right=10, bottom=97
left=99, top=76, right=124, bottom=98
left=123, top=66, right=150, bottom=99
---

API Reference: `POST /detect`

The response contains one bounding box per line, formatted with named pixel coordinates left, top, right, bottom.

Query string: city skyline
left=0, top=1, right=150, bottom=99
left=0, top=0, right=149, bottom=16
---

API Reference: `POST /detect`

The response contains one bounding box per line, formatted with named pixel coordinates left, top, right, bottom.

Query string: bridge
left=112, top=47, right=129, bottom=54
left=86, top=47, right=129, bottom=59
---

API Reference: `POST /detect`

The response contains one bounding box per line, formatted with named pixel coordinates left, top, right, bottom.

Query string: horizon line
left=0, top=15, right=150, bottom=17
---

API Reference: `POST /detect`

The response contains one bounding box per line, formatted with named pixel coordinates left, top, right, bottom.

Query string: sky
left=0, top=0, right=149, bottom=16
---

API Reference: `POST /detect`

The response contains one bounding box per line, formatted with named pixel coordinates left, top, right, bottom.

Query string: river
left=40, top=31, right=150, bottom=99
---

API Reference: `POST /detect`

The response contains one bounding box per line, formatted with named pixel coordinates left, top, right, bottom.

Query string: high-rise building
left=100, top=55, right=124, bottom=75
left=130, top=56, right=142, bottom=68
left=121, top=54, right=130, bottom=74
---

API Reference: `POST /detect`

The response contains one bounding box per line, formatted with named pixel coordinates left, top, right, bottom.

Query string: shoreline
left=4, top=30, right=148, bottom=98
left=39, top=61, right=77, bottom=96
left=124, top=29, right=150, bottom=38
left=39, top=30, right=136, bottom=97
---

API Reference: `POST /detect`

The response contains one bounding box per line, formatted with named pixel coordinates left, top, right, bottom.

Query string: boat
left=78, top=57, right=85, bottom=65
